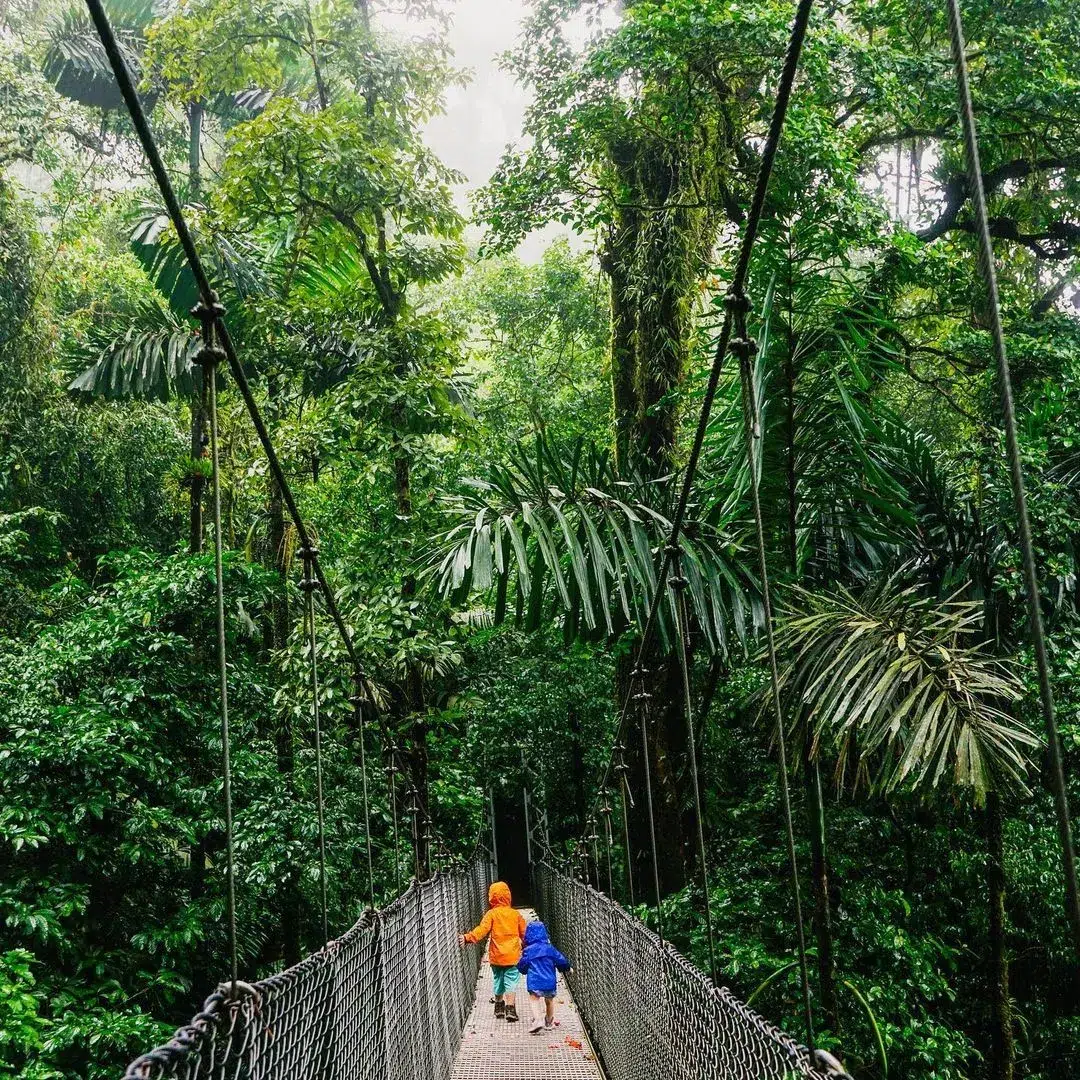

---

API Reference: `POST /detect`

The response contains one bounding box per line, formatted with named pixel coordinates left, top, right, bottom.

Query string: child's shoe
left=494, top=1000, right=505, bottom=1019
left=529, top=1019, right=544, bottom=1034
left=505, top=1004, right=519, bottom=1023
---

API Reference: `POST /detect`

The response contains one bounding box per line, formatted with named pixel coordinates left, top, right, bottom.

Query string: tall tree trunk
left=603, top=208, right=639, bottom=475
left=986, top=790, right=1014, bottom=1080
left=604, top=152, right=706, bottom=893
left=188, top=100, right=203, bottom=197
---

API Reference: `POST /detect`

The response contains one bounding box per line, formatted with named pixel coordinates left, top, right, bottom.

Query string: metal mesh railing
left=121, top=855, right=492, bottom=1080
left=534, top=862, right=830, bottom=1080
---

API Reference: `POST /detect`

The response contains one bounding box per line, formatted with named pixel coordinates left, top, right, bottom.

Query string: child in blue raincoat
left=517, top=920, right=572, bottom=1033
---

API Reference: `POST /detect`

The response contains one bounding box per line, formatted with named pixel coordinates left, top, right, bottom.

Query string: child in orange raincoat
left=459, top=881, right=527, bottom=1022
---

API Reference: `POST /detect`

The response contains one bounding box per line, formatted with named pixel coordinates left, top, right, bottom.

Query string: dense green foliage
left=3, top=0, right=1080, bottom=1077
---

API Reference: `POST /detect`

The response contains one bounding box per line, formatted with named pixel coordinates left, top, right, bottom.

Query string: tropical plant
left=773, top=577, right=1037, bottom=801
left=425, top=432, right=756, bottom=654
left=42, top=0, right=157, bottom=113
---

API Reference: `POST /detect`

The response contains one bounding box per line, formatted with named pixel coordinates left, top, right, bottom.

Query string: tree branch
left=917, top=156, right=1080, bottom=243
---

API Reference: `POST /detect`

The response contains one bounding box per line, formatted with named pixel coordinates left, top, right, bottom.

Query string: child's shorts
left=491, top=965, right=520, bottom=996
left=528, top=990, right=556, bottom=999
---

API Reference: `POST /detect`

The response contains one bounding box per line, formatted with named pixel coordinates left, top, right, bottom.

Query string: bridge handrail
left=535, top=861, right=832, bottom=1080
left=120, top=855, right=493, bottom=1080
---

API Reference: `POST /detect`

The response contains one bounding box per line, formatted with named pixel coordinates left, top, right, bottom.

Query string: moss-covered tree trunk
left=599, top=137, right=714, bottom=897
left=605, top=206, right=640, bottom=475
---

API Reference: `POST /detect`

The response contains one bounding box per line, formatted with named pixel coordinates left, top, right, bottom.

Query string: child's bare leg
left=528, top=992, right=544, bottom=1032
left=545, top=997, right=555, bottom=1025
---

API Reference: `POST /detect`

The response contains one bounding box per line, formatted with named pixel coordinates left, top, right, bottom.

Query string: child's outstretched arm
left=459, top=910, right=493, bottom=948
left=553, top=947, right=571, bottom=972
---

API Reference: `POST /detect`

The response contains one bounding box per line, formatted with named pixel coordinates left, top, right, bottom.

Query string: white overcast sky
left=384, top=0, right=587, bottom=260
left=423, top=0, right=531, bottom=190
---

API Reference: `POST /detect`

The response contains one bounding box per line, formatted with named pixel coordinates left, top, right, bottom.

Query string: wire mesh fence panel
left=121, top=856, right=493, bottom=1080
left=535, top=863, right=829, bottom=1080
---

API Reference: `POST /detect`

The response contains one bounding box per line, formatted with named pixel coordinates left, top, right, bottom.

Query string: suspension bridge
left=69, top=0, right=1080, bottom=1075
left=121, top=856, right=838, bottom=1080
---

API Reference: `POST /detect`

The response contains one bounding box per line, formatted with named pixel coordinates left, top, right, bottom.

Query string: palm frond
left=67, top=297, right=200, bottom=402
left=770, top=575, right=1038, bottom=802
left=423, top=434, right=758, bottom=655
left=42, top=0, right=156, bottom=111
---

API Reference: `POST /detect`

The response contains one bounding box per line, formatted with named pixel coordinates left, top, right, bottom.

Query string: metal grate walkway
left=451, top=911, right=604, bottom=1080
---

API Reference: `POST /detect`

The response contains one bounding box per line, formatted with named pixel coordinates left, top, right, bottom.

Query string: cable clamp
left=730, top=336, right=758, bottom=360
left=724, top=289, right=750, bottom=314
left=191, top=295, right=226, bottom=323
left=193, top=343, right=226, bottom=369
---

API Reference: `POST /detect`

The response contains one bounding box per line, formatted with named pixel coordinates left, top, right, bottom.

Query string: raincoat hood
left=488, top=881, right=512, bottom=907
left=523, top=921, right=549, bottom=946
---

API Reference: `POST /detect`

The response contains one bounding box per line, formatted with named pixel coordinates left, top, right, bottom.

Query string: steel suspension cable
left=944, top=0, right=1080, bottom=957
left=301, top=546, right=330, bottom=941
left=734, top=308, right=814, bottom=1049
left=194, top=301, right=238, bottom=992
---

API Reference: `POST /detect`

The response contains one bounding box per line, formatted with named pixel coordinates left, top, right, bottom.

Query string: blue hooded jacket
left=517, top=921, right=570, bottom=995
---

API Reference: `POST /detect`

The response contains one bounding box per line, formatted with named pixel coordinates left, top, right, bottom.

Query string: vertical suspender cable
left=521, top=749, right=534, bottom=871
left=587, top=817, right=601, bottom=893
left=488, top=789, right=499, bottom=877
left=734, top=315, right=814, bottom=1050
left=194, top=301, right=239, bottom=992
left=944, top=0, right=1080, bottom=958
left=671, top=572, right=718, bottom=983
left=633, top=672, right=665, bottom=941
left=386, top=749, right=402, bottom=894
left=301, top=547, right=330, bottom=942
left=409, top=790, right=423, bottom=882
left=600, top=795, right=615, bottom=898
left=615, top=745, right=635, bottom=907
left=351, top=673, right=376, bottom=908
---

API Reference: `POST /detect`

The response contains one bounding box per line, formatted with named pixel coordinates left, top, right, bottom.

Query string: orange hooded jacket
left=464, top=881, right=526, bottom=966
